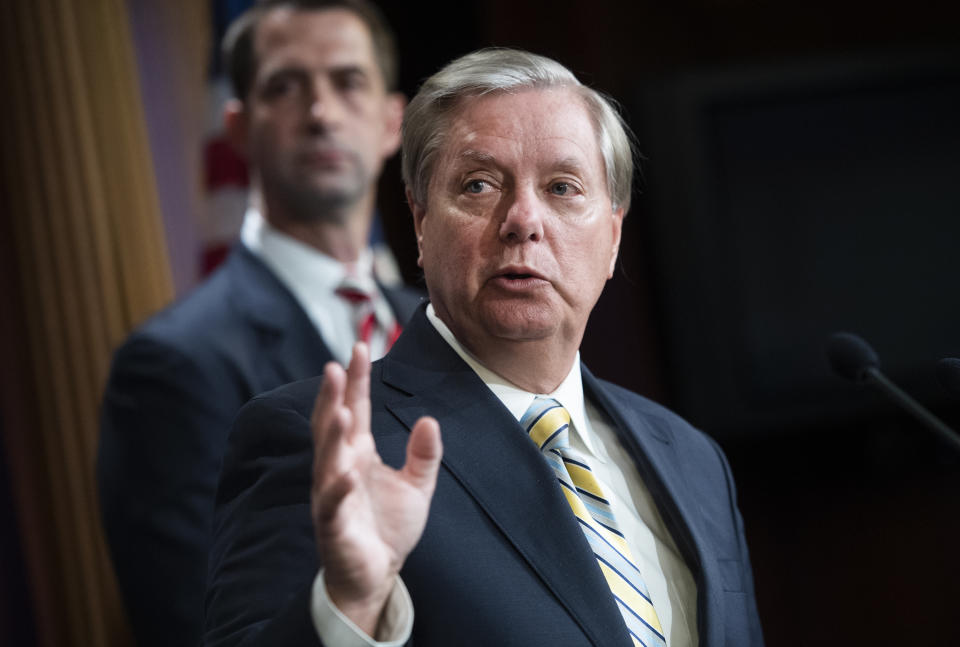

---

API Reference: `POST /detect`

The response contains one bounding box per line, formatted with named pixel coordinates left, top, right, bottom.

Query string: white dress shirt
left=310, top=304, right=698, bottom=646
left=240, top=208, right=397, bottom=364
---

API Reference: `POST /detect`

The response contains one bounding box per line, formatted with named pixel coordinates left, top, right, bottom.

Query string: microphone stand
left=863, top=366, right=960, bottom=453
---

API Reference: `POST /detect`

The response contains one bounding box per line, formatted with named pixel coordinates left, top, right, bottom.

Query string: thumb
left=403, top=416, right=442, bottom=491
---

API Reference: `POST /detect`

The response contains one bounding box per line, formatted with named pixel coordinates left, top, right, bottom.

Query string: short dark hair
left=222, top=0, right=399, bottom=100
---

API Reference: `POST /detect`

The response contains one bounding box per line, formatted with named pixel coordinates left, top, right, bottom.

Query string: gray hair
left=401, top=48, right=635, bottom=212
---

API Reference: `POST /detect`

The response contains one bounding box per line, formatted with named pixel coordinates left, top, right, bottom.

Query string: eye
left=550, top=180, right=584, bottom=197
left=260, top=71, right=301, bottom=100
left=464, top=179, right=487, bottom=194
left=334, top=68, right=369, bottom=92
left=262, top=79, right=290, bottom=98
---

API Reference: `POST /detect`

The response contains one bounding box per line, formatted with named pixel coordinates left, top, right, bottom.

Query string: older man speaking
left=205, top=49, right=763, bottom=647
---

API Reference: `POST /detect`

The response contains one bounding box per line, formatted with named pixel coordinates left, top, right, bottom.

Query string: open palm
left=310, top=343, right=442, bottom=635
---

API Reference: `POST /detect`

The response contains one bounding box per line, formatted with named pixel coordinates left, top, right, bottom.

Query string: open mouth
left=490, top=270, right=547, bottom=290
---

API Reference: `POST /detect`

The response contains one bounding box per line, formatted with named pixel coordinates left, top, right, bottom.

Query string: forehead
left=443, top=88, right=604, bottom=175
left=253, top=8, right=379, bottom=76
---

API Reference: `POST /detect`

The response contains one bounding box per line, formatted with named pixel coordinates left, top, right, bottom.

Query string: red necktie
left=335, top=282, right=402, bottom=350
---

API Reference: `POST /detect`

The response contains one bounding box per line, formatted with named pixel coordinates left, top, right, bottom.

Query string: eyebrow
left=456, top=150, right=587, bottom=171
left=261, top=64, right=307, bottom=80
left=329, top=63, right=369, bottom=77
left=552, top=156, right=591, bottom=174
left=260, top=61, right=370, bottom=82
left=456, top=150, right=498, bottom=165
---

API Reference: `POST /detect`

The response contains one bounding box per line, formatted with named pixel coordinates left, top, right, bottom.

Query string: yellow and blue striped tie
left=522, top=397, right=667, bottom=647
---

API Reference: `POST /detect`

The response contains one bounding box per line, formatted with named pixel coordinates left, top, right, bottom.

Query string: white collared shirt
left=311, top=305, right=697, bottom=646
left=240, top=208, right=396, bottom=364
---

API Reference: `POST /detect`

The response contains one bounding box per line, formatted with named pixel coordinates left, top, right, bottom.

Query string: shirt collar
left=425, top=303, right=603, bottom=461
left=240, top=207, right=376, bottom=296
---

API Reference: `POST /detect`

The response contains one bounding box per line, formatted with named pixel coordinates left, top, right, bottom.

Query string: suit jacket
left=97, top=244, right=423, bottom=647
left=204, top=304, right=763, bottom=647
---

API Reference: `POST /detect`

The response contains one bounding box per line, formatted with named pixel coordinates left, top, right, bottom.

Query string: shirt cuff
left=310, top=569, right=414, bottom=647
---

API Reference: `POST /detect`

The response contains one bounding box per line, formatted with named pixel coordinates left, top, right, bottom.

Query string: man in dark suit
left=97, top=3, right=420, bottom=646
left=205, top=48, right=764, bottom=646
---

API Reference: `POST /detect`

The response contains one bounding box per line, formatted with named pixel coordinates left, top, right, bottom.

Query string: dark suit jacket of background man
left=97, top=244, right=423, bottom=647
left=204, top=304, right=764, bottom=647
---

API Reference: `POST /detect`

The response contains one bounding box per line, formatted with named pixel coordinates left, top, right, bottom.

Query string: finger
left=344, top=342, right=370, bottom=405
left=330, top=404, right=358, bottom=466
left=312, top=361, right=346, bottom=443
left=313, top=383, right=355, bottom=492
left=314, top=468, right=357, bottom=528
left=402, top=416, right=443, bottom=493
left=343, top=343, right=371, bottom=443
left=311, top=465, right=359, bottom=554
left=312, top=363, right=346, bottom=474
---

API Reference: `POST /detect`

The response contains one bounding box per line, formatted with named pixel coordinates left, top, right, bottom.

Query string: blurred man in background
left=97, top=2, right=420, bottom=645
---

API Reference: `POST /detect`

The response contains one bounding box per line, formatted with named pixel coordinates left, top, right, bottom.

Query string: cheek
left=355, top=128, right=382, bottom=162
left=556, top=230, right=613, bottom=296
left=427, top=237, right=472, bottom=279
left=250, top=121, right=283, bottom=156
left=423, top=221, right=482, bottom=285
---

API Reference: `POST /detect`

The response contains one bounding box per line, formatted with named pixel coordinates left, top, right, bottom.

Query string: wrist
left=312, top=570, right=414, bottom=646
left=323, top=573, right=393, bottom=637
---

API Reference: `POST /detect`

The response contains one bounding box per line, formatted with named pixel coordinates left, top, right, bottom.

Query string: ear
left=607, top=207, right=624, bottom=279
left=223, top=98, right=249, bottom=160
left=380, top=92, right=406, bottom=158
left=407, top=188, right=426, bottom=268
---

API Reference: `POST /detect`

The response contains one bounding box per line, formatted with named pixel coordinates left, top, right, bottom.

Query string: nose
left=305, top=77, right=340, bottom=130
left=499, top=187, right=544, bottom=243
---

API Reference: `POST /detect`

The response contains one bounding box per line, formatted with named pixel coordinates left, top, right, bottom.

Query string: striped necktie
left=335, top=277, right=402, bottom=352
left=521, top=397, right=667, bottom=647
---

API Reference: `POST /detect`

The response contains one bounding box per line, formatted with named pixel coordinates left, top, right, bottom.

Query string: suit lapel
left=226, top=245, right=334, bottom=383
left=381, top=309, right=634, bottom=647
left=583, top=367, right=720, bottom=646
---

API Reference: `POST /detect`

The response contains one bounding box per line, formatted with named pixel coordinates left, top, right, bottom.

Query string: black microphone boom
left=826, top=332, right=960, bottom=453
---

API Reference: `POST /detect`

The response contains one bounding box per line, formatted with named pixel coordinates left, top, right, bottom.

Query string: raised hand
left=310, top=343, right=443, bottom=636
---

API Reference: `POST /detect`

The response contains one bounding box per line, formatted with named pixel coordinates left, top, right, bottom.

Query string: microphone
left=826, top=332, right=960, bottom=453
left=825, top=332, right=879, bottom=383
left=937, top=358, right=960, bottom=398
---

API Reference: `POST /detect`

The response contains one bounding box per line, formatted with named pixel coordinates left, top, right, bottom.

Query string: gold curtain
left=0, top=0, right=204, bottom=644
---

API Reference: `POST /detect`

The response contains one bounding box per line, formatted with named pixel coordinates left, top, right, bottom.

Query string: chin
left=285, top=184, right=362, bottom=220
left=478, top=303, right=559, bottom=341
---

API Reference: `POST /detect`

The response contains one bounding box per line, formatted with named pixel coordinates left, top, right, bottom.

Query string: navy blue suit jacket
left=205, top=305, right=763, bottom=646
left=97, top=244, right=423, bottom=647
